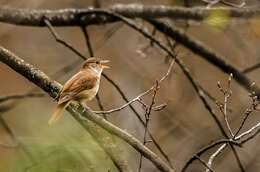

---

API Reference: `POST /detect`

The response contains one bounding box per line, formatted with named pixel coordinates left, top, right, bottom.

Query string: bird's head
left=81, top=57, right=110, bottom=74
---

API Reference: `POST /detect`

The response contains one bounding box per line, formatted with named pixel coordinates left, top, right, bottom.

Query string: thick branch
left=0, top=5, right=259, bottom=26
left=0, top=46, right=174, bottom=172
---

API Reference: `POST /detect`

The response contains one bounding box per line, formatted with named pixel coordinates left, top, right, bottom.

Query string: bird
left=48, top=57, right=110, bottom=125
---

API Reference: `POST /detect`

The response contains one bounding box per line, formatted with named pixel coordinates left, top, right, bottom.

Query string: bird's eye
left=96, top=61, right=100, bottom=64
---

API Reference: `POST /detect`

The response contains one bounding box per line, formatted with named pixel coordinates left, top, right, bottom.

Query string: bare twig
left=205, top=75, right=245, bottom=172
left=138, top=80, right=160, bottom=172
left=205, top=80, right=260, bottom=172
left=44, top=19, right=86, bottom=60
left=198, top=84, right=232, bottom=113
left=102, top=73, right=174, bottom=168
left=234, top=102, right=255, bottom=137
left=93, top=60, right=175, bottom=114
left=239, top=126, right=260, bottom=145
left=81, top=26, right=94, bottom=57
left=234, top=122, right=260, bottom=141
left=217, top=76, right=234, bottom=137
left=206, top=144, right=227, bottom=172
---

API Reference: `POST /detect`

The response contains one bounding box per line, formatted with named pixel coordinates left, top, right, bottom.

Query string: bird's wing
left=58, top=71, right=97, bottom=104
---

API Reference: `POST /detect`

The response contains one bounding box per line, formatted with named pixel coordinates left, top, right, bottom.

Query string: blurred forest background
left=0, top=0, right=260, bottom=171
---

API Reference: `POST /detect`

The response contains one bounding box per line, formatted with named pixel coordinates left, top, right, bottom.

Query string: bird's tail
left=48, top=101, right=70, bottom=125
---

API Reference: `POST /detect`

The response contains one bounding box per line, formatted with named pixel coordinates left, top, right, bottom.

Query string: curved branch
left=0, top=46, right=174, bottom=172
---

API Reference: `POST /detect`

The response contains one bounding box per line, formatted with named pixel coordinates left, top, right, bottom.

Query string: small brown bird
left=48, top=57, right=109, bottom=125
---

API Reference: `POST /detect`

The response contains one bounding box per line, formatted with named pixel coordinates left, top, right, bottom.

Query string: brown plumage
left=48, top=57, right=109, bottom=125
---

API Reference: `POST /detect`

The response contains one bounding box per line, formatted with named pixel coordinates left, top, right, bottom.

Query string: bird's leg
left=80, top=102, right=91, bottom=112
left=74, top=103, right=91, bottom=121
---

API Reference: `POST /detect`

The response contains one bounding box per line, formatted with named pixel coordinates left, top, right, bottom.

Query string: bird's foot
left=80, top=103, right=91, bottom=112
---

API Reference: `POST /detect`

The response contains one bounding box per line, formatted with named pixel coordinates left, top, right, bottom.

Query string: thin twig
left=234, top=122, right=260, bottom=141
left=223, top=94, right=234, bottom=137
left=207, top=76, right=244, bottom=172
left=44, top=19, right=86, bottom=60
left=234, top=107, right=253, bottom=137
left=81, top=26, right=94, bottom=57
left=138, top=80, right=160, bottom=172
left=102, top=73, right=174, bottom=168
left=239, top=127, right=260, bottom=145
left=206, top=144, right=227, bottom=172
left=93, top=60, right=175, bottom=114
left=198, top=84, right=232, bottom=113
left=194, top=155, right=214, bottom=172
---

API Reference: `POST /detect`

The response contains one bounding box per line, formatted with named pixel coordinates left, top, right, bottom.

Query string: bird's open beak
left=101, top=60, right=110, bottom=69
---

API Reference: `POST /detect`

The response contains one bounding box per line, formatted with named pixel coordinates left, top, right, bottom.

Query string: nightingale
left=48, top=57, right=110, bottom=125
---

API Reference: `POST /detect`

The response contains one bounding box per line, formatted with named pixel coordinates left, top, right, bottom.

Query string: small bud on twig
left=250, top=82, right=256, bottom=88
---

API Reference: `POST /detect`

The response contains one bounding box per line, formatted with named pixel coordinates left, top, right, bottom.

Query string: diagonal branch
left=0, top=46, right=174, bottom=172
left=44, top=19, right=86, bottom=59
left=93, top=60, right=175, bottom=115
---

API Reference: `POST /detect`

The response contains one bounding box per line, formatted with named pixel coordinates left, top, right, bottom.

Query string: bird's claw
left=80, top=103, right=90, bottom=112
